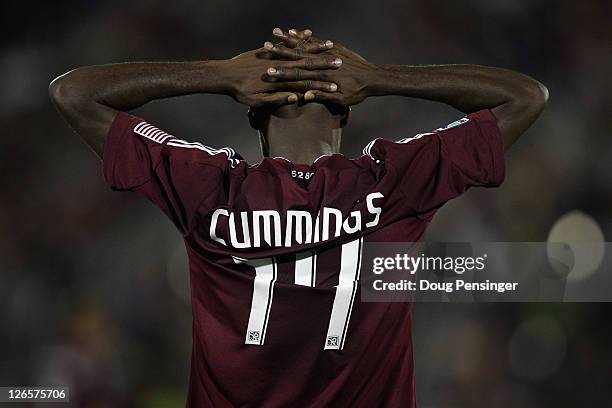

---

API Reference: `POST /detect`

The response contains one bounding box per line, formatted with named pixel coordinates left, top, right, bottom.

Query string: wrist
left=365, top=64, right=416, bottom=97
left=194, top=59, right=231, bottom=94
left=363, top=64, right=386, bottom=97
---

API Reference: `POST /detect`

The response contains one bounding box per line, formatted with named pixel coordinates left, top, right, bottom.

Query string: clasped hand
left=221, top=27, right=375, bottom=108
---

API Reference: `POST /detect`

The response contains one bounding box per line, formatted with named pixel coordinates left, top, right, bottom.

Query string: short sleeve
left=102, top=111, right=236, bottom=234
left=364, top=109, right=505, bottom=218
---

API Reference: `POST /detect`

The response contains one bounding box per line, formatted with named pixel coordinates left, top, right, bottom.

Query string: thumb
left=251, top=92, right=299, bottom=107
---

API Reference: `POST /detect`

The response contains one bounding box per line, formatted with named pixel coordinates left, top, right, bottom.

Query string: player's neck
left=263, top=113, right=342, bottom=165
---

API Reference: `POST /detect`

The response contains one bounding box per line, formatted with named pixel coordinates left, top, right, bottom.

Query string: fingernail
left=304, top=29, right=312, bottom=36
left=305, top=91, right=315, bottom=100
left=325, top=40, right=334, bottom=48
left=267, top=67, right=277, bottom=75
left=329, top=83, right=338, bottom=92
left=332, top=58, right=342, bottom=66
left=264, top=41, right=274, bottom=50
left=289, top=29, right=297, bottom=35
left=273, top=28, right=283, bottom=36
left=288, top=94, right=298, bottom=102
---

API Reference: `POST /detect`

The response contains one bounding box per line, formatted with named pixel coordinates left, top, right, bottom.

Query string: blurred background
left=1, top=0, right=611, bottom=406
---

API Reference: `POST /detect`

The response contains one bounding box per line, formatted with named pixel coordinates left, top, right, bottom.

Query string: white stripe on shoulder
left=397, top=132, right=435, bottom=144
left=134, top=122, right=173, bottom=144
left=167, top=139, right=219, bottom=154
left=167, top=139, right=240, bottom=168
left=362, top=131, right=438, bottom=161
left=362, top=116, right=470, bottom=160
left=133, top=121, right=240, bottom=168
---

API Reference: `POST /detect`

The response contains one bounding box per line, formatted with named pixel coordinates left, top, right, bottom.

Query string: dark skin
left=49, top=27, right=548, bottom=165
left=264, top=28, right=549, bottom=155
left=48, top=29, right=339, bottom=157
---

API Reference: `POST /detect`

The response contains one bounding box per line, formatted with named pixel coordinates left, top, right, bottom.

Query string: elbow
left=514, top=78, right=549, bottom=117
left=48, top=70, right=91, bottom=109
left=48, top=76, right=64, bottom=106
left=531, top=80, right=549, bottom=112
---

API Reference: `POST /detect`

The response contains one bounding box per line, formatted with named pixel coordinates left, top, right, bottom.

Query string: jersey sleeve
left=102, top=111, right=236, bottom=234
left=364, top=109, right=505, bottom=218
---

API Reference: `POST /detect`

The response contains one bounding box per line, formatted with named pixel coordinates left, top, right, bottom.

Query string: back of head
left=249, top=102, right=349, bottom=160
left=248, top=102, right=350, bottom=132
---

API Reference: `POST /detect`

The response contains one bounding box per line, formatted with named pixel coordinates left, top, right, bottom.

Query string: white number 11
left=233, top=238, right=363, bottom=350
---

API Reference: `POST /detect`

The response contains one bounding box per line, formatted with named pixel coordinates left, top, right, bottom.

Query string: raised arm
left=49, top=46, right=340, bottom=157
left=48, top=61, right=224, bottom=157
left=264, top=34, right=548, bottom=150
left=365, top=63, right=548, bottom=149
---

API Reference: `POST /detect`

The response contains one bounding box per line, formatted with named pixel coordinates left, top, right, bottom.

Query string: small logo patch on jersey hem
left=326, top=336, right=340, bottom=348
left=248, top=331, right=261, bottom=342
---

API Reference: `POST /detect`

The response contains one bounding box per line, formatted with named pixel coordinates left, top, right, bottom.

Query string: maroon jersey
left=103, top=109, right=504, bottom=407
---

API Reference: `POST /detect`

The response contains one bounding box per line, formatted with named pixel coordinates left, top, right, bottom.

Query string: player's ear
left=249, top=106, right=273, bottom=132
left=340, top=106, right=351, bottom=128
left=248, top=107, right=260, bottom=130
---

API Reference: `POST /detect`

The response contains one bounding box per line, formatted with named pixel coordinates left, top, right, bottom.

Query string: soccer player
left=49, top=28, right=547, bottom=407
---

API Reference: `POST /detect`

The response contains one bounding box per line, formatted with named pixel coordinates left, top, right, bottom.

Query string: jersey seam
left=108, top=116, right=157, bottom=190
left=186, top=164, right=225, bottom=237
left=141, top=141, right=227, bottom=237
left=470, top=114, right=498, bottom=184
left=385, top=160, right=432, bottom=222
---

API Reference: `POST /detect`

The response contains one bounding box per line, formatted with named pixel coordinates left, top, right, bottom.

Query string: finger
left=265, top=67, right=332, bottom=81
left=291, top=56, right=342, bottom=70
left=267, top=57, right=342, bottom=75
left=272, top=28, right=300, bottom=48
left=304, top=90, right=345, bottom=104
left=289, top=28, right=312, bottom=40
left=266, top=51, right=342, bottom=70
left=290, top=29, right=314, bottom=49
left=272, top=80, right=338, bottom=93
left=251, top=92, right=299, bottom=107
left=302, top=39, right=334, bottom=54
left=265, top=42, right=336, bottom=62
left=264, top=42, right=303, bottom=60
left=272, top=28, right=334, bottom=52
left=302, top=34, right=332, bottom=47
